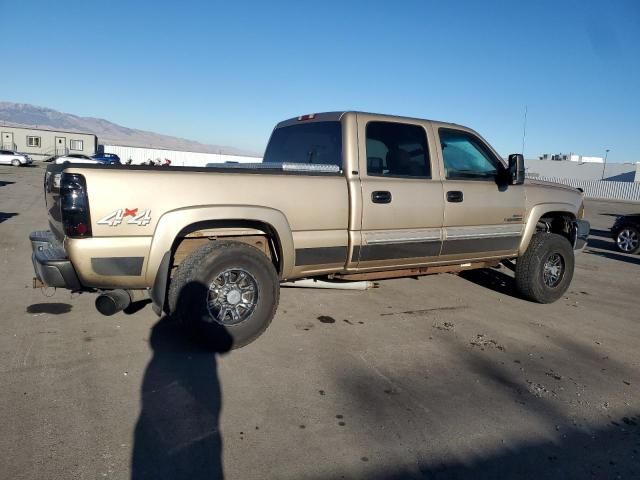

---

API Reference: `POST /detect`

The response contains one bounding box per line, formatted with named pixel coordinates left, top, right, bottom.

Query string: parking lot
left=1, top=164, right=639, bottom=479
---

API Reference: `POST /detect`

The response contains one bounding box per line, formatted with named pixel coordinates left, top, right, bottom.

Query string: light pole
left=601, top=149, right=610, bottom=180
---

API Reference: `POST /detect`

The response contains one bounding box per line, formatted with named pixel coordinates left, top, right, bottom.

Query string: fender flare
left=147, top=205, right=294, bottom=314
left=518, top=202, right=578, bottom=255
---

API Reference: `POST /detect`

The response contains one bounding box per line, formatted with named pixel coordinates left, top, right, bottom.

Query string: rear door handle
left=371, top=191, right=392, bottom=204
left=446, top=191, right=464, bottom=203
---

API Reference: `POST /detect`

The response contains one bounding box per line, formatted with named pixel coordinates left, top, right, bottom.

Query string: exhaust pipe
left=95, top=290, right=131, bottom=316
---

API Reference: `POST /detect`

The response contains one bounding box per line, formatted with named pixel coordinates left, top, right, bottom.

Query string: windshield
left=263, top=121, right=342, bottom=169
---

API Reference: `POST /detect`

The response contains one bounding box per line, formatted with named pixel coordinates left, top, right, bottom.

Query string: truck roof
left=275, top=111, right=504, bottom=168
left=275, top=111, right=467, bottom=130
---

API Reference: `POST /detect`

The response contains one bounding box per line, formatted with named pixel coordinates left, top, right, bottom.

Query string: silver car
left=0, top=149, right=32, bottom=166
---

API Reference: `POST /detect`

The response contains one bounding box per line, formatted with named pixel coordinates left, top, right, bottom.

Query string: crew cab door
left=436, top=126, right=525, bottom=261
left=355, top=114, right=444, bottom=269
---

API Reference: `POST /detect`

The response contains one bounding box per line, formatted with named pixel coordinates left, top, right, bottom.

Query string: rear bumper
left=573, top=219, right=590, bottom=252
left=30, top=230, right=81, bottom=290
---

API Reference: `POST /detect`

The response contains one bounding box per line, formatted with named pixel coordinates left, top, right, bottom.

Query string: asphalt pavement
left=1, top=165, right=639, bottom=479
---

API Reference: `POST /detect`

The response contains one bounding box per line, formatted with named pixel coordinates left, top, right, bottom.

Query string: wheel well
left=537, top=211, right=576, bottom=242
left=171, top=220, right=283, bottom=275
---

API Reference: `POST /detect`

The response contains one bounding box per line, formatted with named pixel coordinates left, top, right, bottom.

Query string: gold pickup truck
left=31, top=111, right=590, bottom=348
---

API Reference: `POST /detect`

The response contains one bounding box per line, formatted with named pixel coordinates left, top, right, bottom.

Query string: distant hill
left=0, top=101, right=259, bottom=156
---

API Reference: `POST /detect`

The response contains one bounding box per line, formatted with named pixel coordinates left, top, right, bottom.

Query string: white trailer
left=101, top=144, right=262, bottom=167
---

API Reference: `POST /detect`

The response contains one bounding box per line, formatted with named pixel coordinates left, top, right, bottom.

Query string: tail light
left=60, top=173, right=92, bottom=238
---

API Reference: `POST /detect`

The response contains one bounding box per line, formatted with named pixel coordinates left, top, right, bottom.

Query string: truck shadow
left=0, top=212, right=19, bottom=224
left=585, top=229, right=640, bottom=264
left=586, top=228, right=618, bottom=252
left=589, top=228, right=612, bottom=238
left=131, top=281, right=232, bottom=480
left=586, top=249, right=640, bottom=266
left=459, top=267, right=519, bottom=298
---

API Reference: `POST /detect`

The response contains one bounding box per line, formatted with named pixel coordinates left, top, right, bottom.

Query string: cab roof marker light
left=297, top=114, right=316, bottom=121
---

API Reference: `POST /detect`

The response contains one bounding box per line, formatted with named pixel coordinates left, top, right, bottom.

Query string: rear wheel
left=515, top=233, right=575, bottom=303
left=168, top=241, right=279, bottom=350
left=11, top=159, right=21, bottom=167
left=615, top=225, right=640, bottom=254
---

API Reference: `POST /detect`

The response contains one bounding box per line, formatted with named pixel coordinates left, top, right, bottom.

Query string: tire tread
left=167, top=240, right=279, bottom=349
left=515, top=232, right=574, bottom=303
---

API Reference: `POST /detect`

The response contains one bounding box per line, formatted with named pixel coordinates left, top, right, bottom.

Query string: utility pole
left=521, top=105, right=528, bottom=155
left=601, top=149, right=610, bottom=180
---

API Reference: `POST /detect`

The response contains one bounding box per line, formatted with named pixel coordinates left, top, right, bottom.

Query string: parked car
left=92, top=153, right=121, bottom=165
left=611, top=214, right=640, bottom=253
left=54, top=154, right=102, bottom=165
left=0, top=150, right=32, bottom=166
left=31, top=111, right=589, bottom=349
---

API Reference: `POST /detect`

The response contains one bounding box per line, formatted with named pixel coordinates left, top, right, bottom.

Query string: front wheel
left=515, top=233, right=575, bottom=303
left=11, top=159, right=21, bottom=167
left=615, top=225, right=640, bottom=254
left=168, top=241, right=279, bottom=350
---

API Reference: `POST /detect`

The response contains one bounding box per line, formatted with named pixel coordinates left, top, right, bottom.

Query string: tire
left=614, top=224, right=640, bottom=254
left=168, top=240, right=279, bottom=350
left=11, top=159, right=21, bottom=167
left=515, top=233, right=575, bottom=303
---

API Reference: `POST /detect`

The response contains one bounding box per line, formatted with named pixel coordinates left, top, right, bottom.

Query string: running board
left=329, top=261, right=499, bottom=281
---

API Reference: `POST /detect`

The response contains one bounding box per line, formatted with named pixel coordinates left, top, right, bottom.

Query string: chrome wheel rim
left=206, top=268, right=258, bottom=325
left=617, top=228, right=639, bottom=252
left=542, top=253, right=565, bottom=288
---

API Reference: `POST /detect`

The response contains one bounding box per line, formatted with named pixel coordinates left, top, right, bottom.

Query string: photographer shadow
left=131, top=281, right=232, bottom=480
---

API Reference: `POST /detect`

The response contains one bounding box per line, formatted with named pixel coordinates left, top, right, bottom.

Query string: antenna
left=521, top=105, right=528, bottom=155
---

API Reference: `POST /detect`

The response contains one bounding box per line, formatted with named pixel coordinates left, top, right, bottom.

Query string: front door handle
left=371, top=191, right=392, bottom=204
left=447, top=191, right=464, bottom=203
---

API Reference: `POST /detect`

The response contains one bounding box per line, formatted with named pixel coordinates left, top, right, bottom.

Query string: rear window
left=263, top=121, right=342, bottom=169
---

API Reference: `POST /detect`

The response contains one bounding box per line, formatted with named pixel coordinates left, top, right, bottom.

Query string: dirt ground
left=1, top=164, right=639, bottom=479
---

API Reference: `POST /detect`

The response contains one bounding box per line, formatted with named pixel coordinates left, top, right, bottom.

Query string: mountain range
left=0, top=101, right=258, bottom=156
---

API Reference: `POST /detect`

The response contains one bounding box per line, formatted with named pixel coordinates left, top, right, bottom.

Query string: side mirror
left=508, top=154, right=525, bottom=185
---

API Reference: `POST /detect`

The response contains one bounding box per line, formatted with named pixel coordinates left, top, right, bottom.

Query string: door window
left=366, top=122, right=430, bottom=178
left=439, top=129, right=500, bottom=180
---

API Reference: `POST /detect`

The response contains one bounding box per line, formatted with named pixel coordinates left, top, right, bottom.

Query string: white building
left=539, top=153, right=603, bottom=163
left=1, top=125, right=97, bottom=160
left=102, top=144, right=261, bottom=167
left=569, top=154, right=603, bottom=163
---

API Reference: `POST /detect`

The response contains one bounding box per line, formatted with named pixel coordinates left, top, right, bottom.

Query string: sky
left=1, top=0, right=639, bottom=161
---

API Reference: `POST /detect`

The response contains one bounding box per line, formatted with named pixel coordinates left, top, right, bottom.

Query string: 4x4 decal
left=97, top=208, right=152, bottom=226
